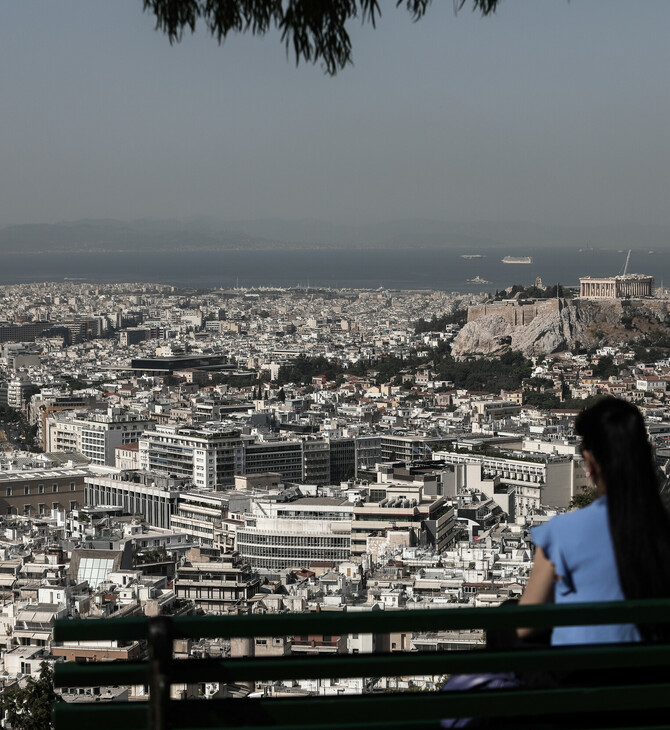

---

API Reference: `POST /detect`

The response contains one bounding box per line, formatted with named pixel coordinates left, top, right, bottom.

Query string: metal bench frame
left=53, top=599, right=670, bottom=729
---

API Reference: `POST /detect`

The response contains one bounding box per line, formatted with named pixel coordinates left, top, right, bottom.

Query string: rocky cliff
left=452, top=299, right=670, bottom=357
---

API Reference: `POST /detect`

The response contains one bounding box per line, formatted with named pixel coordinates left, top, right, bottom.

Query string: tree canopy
left=0, top=662, right=57, bottom=730
left=142, top=0, right=500, bottom=75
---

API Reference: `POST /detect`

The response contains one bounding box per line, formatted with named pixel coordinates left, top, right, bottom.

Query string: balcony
left=53, top=599, right=670, bottom=729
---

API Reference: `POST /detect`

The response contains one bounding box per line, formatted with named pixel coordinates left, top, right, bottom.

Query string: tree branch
left=142, top=0, right=501, bottom=75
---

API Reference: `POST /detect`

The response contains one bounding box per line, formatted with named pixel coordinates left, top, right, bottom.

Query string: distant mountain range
left=0, top=218, right=668, bottom=254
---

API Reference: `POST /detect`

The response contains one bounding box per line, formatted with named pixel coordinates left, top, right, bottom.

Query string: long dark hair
left=576, top=397, right=670, bottom=640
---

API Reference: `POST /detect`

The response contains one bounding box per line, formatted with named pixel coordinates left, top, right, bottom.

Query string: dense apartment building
left=138, top=424, right=244, bottom=489
left=242, top=440, right=304, bottom=481
left=0, top=466, right=88, bottom=517
left=45, top=408, right=154, bottom=466
left=170, top=490, right=230, bottom=553
left=141, top=428, right=382, bottom=489
left=380, top=435, right=450, bottom=463
left=84, top=468, right=182, bottom=529
left=174, top=552, right=261, bottom=614
left=235, top=496, right=353, bottom=571
left=32, top=391, right=103, bottom=449
left=432, top=445, right=587, bottom=511
left=351, top=485, right=456, bottom=558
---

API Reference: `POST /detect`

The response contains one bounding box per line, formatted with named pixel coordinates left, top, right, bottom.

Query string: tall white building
left=138, top=423, right=244, bottom=490
left=235, top=496, right=353, bottom=571
left=45, top=408, right=154, bottom=466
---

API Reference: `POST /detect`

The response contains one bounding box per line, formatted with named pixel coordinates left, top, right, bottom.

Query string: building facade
left=0, top=466, right=88, bottom=517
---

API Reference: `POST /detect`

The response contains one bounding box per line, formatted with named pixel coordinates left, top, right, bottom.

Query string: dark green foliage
left=526, top=377, right=555, bottom=390
left=631, top=344, right=669, bottom=363
left=592, top=355, right=619, bottom=379
left=63, top=378, right=88, bottom=390
left=493, top=284, right=568, bottom=301
left=0, top=404, right=20, bottom=422
left=414, top=309, right=468, bottom=334
left=433, top=350, right=532, bottom=392
left=0, top=662, right=57, bottom=730
left=278, top=355, right=345, bottom=385
left=278, top=347, right=533, bottom=392
left=142, top=0, right=500, bottom=75
left=209, top=373, right=258, bottom=387
left=569, top=486, right=598, bottom=510
left=524, top=391, right=606, bottom=411
left=23, top=384, right=41, bottom=404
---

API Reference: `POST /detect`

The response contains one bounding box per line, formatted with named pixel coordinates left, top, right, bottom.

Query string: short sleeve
left=531, top=518, right=574, bottom=596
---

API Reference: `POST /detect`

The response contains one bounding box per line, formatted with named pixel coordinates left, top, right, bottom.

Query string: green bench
left=52, top=599, right=670, bottom=729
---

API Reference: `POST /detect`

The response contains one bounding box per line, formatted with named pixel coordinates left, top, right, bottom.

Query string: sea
left=0, top=247, right=668, bottom=292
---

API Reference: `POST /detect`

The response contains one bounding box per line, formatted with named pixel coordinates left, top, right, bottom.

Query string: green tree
left=592, top=355, right=618, bottom=379
left=0, top=662, right=57, bottom=730
left=569, top=486, right=598, bottom=510
left=142, top=0, right=499, bottom=75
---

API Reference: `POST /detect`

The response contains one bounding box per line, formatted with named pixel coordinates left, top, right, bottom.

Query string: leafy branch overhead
left=142, top=0, right=500, bottom=75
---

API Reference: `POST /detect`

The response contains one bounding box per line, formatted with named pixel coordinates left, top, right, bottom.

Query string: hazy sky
left=1, top=1, right=669, bottom=228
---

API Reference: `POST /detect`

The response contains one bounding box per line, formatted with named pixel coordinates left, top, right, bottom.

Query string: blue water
left=0, top=248, right=667, bottom=291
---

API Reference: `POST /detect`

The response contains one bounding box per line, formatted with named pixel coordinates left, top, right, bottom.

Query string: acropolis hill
left=454, top=294, right=670, bottom=358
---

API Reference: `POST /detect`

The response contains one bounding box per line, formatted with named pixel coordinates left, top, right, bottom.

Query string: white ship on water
left=467, top=275, right=490, bottom=284
left=502, top=256, right=533, bottom=264
left=461, top=254, right=485, bottom=259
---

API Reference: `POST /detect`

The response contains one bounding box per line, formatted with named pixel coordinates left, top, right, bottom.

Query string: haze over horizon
left=2, top=1, right=669, bottom=234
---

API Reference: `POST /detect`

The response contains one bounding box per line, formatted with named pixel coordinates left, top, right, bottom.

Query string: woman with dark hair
left=519, top=397, right=670, bottom=644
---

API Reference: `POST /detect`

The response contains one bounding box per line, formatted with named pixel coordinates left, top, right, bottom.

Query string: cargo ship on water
left=502, top=256, right=533, bottom=264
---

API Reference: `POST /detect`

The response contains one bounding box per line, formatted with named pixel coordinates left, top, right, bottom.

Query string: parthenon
left=579, top=274, right=653, bottom=299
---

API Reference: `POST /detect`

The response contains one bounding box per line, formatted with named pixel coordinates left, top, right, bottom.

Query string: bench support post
left=149, top=615, right=173, bottom=730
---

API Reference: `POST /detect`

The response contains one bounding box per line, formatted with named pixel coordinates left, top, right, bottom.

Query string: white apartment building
left=235, top=496, right=353, bottom=571
left=433, top=444, right=588, bottom=512
left=45, top=408, right=154, bottom=466
left=170, top=490, right=230, bottom=551
left=138, top=423, right=244, bottom=489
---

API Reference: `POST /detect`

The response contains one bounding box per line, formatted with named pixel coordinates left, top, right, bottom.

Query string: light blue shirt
left=531, top=496, right=641, bottom=646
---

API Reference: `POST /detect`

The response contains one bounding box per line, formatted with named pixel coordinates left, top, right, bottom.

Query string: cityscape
left=2, top=0, right=670, bottom=726
left=1, top=274, right=669, bottom=701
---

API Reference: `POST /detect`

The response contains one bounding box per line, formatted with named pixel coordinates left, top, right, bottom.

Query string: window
left=24, top=486, right=30, bottom=495
left=52, top=502, right=58, bottom=510
left=24, top=505, right=30, bottom=515
left=70, top=482, right=76, bottom=491
left=70, top=501, right=77, bottom=511
left=38, top=485, right=44, bottom=494
left=38, top=504, right=45, bottom=515
left=52, top=484, right=59, bottom=493
left=5, top=488, right=12, bottom=496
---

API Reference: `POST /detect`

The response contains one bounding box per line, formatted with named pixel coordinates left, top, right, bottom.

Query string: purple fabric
left=439, top=672, right=521, bottom=728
